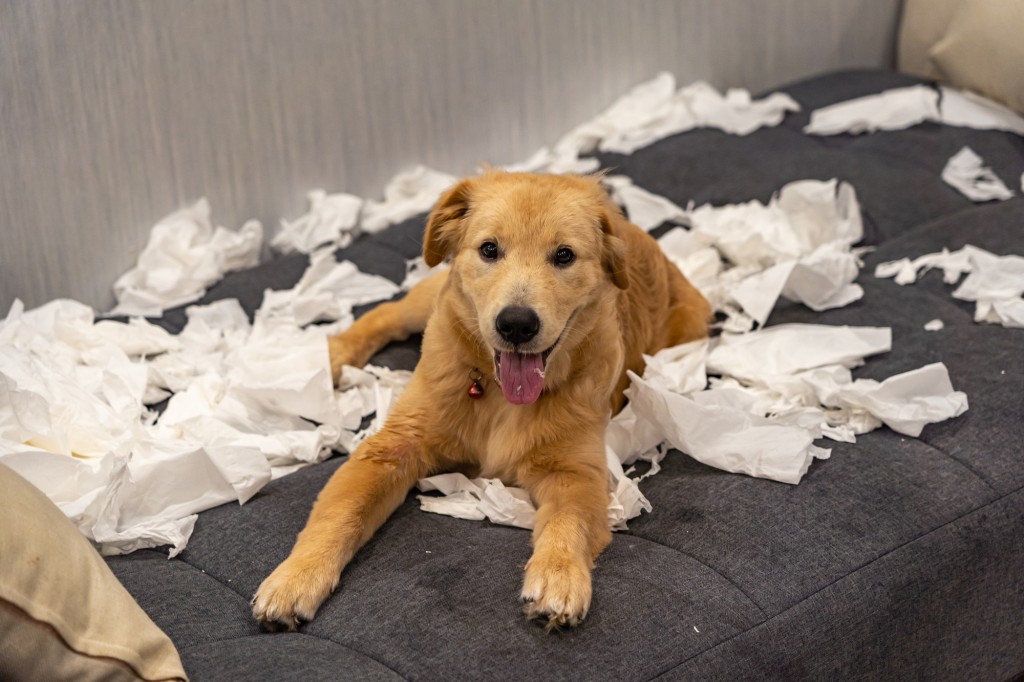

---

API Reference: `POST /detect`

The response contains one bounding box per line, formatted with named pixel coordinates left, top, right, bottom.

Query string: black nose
left=495, top=306, right=540, bottom=345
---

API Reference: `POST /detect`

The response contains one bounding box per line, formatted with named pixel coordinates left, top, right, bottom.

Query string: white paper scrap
left=637, top=179, right=865, bottom=328
left=821, top=363, right=968, bottom=438
left=512, top=73, right=798, bottom=174
left=924, top=319, right=944, bottom=331
left=271, top=190, right=363, bottom=254
left=361, top=166, right=456, bottom=234
left=941, top=147, right=1014, bottom=202
left=706, top=324, right=891, bottom=382
left=939, top=87, right=1024, bottom=137
left=256, top=249, right=400, bottom=328
left=112, top=199, right=263, bottom=317
left=804, top=85, right=1024, bottom=137
left=604, top=175, right=688, bottom=231
left=400, top=256, right=447, bottom=291
left=876, top=245, right=1024, bottom=328
left=626, top=372, right=829, bottom=485
left=417, top=474, right=536, bottom=529
left=804, top=85, right=940, bottom=135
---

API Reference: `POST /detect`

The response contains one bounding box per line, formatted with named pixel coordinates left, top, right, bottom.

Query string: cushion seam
left=643, top=484, right=1024, bottom=681
left=177, top=632, right=406, bottom=680
left=618, top=532, right=768, bottom=619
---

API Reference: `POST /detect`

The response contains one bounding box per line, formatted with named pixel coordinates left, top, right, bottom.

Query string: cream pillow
left=930, top=0, right=1024, bottom=113
left=897, top=0, right=962, bottom=79
left=0, top=464, right=188, bottom=681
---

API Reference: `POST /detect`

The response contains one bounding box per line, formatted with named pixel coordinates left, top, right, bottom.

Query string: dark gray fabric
left=106, top=70, right=1024, bottom=681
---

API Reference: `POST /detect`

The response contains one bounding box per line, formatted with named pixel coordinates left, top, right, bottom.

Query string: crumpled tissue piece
left=360, top=166, right=456, bottom=234
left=627, top=370, right=829, bottom=485
left=619, top=324, right=966, bottom=484
left=0, top=299, right=278, bottom=555
left=416, top=474, right=536, bottom=529
left=334, top=364, right=413, bottom=452
left=941, top=146, right=1014, bottom=202
left=256, top=248, right=400, bottom=328
left=112, top=199, right=263, bottom=317
left=804, top=85, right=940, bottom=135
left=603, top=175, right=688, bottom=231
left=939, top=86, right=1024, bottom=136
left=662, top=179, right=864, bottom=329
left=804, top=85, right=1024, bottom=136
left=271, top=190, right=363, bottom=254
left=875, top=245, right=1024, bottom=328
left=400, top=256, right=447, bottom=291
left=508, top=72, right=798, bottom=174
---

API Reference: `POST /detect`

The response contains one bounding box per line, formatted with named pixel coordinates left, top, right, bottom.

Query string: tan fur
left=253, top=171, right=711, bottom=631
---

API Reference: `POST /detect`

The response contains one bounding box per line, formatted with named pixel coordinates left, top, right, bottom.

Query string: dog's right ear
left=424, top=179, right=474, bottom=267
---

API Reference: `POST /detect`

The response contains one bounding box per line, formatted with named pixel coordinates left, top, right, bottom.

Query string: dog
left=252, top=171, right=711, bottom=630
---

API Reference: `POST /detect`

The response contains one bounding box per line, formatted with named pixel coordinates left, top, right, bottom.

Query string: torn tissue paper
left=0, top=252, right=407, bottom=555
left=941, top=146, right=1014, bottom=202
left=507, top=72, right=798, bottom=175
left=256, top=248, right=400, bottom=328
left=271, top=190, right=363, bottom=254
left=660, top=179, right=865, bottom=330
left=360, top=166, right=456, bottom=234
left=603, top=175, right=688, bottom=231
left=112, top=199, right=263, bottom=317
left=876, top=245, right=1024, bottom=328
left=804, top=85, right=1024, bottom=137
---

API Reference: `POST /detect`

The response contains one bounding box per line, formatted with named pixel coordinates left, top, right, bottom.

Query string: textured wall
left=0, top=0, right=900, bottom=311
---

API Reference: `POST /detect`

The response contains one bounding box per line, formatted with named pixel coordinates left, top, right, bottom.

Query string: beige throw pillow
left=0, top=464, right=188, bottom=681
left=930, top=0, right=1024, bottom=113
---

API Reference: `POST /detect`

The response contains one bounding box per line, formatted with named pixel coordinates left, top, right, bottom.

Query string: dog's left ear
left=423, top=179, right=474, bottom=267
left=599, top=205, right=629, bottom=290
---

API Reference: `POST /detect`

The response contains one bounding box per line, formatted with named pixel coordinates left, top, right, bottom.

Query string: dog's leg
left=518, top=448, right=611, bottom=630
left=329, top=269, right=449, bottom=382
left=252, top=425, right=427, bottom=631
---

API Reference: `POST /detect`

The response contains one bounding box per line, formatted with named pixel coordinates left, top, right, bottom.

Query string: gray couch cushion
left=106, top=69, right=1024, bottom=681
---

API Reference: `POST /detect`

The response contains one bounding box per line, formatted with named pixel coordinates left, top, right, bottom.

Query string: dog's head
left=424, top=171, right=628, bottom=405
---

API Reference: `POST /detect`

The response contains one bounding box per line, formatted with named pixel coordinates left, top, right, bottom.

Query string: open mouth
left=492, top=315, right=573, bottom=405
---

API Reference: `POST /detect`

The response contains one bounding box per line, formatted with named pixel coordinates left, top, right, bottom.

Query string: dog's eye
left=479, top=241, right=499, bottom=261
left=554, top=247, right=575, bottom=266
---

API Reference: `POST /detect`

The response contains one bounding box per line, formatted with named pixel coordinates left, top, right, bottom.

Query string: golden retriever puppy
left=252, top=171, right=710, bottom=631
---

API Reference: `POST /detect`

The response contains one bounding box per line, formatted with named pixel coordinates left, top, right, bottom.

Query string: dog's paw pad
left=251, top=559, right=338, bottom=632
left=520, top=554, right=591, bottom=630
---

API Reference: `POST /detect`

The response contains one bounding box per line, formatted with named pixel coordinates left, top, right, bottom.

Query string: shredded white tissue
left=804, top=85, right=940, bottom=135
left=112, top=199, right=263, bottom=317
left=604, top=175, right=688, bottom=231
left=256, top=248, right=400, bottom=328
left=400, top=256, right=447, bottom=291
left=361, top=166, right=457, bottom=234
left=876, top=245, right=1024, bottom=328
left=924, top=319, right=944, bottom=331
left=507, top=73, right=798, bottom=175
left=416, top=474, right=536, bottom=529
left=271, top=190, right=363, bottom=254
left=661, top=179, right=864, bottom=329
left=804, top=85, right=1024, bottom=137
left=942, top=147, right=1014, bottom=202
left=938, top=87, right=1024, bottom=137
left=0, top=262, right=409, bottom=555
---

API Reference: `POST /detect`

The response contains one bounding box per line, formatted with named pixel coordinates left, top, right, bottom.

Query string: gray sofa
left=106, top=70, right=1024, bottom=681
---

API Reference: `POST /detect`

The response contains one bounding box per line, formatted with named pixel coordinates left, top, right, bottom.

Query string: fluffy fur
left=252, top=171, right=710, bottom=631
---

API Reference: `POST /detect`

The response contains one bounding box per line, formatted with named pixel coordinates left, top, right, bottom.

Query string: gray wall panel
left=0, top=0, right=900, bottom=311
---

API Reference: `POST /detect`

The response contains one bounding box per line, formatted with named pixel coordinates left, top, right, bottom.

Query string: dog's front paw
left=252, top=557, right=339, bottom=632
left=520, top=552, right=592, bottom=630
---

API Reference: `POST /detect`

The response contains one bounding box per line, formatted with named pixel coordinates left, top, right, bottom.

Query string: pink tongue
left=498, top=351, right=545, bottom=405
